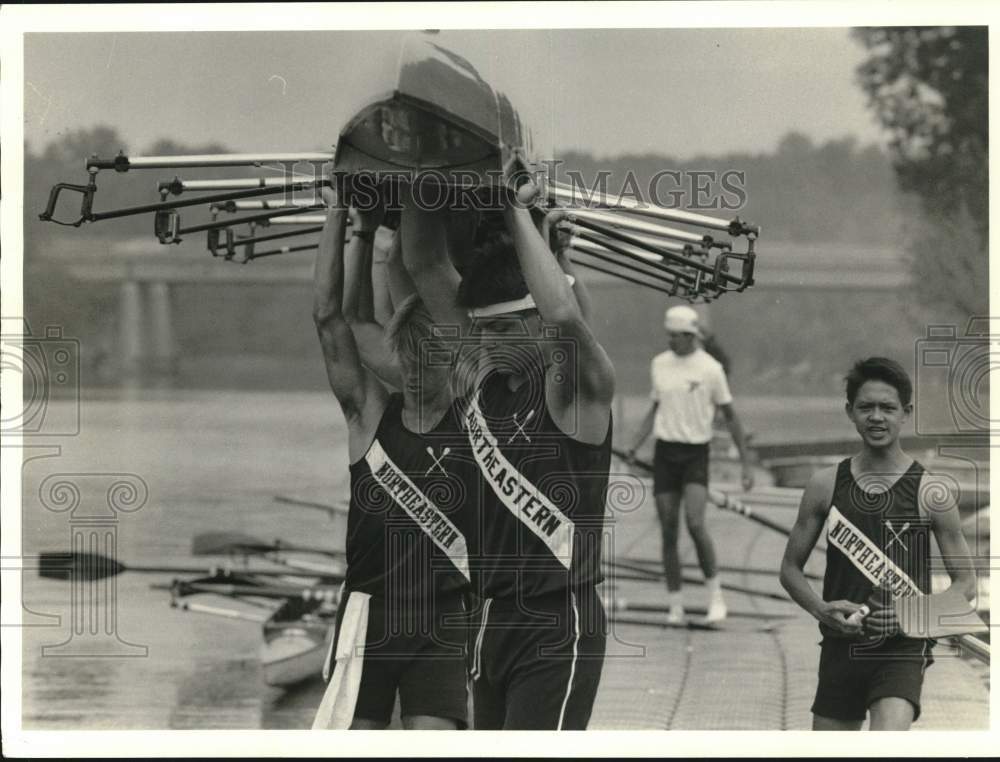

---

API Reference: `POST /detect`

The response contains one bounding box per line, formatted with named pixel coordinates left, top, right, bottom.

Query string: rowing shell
left=334, top=31, right=551, bottom=186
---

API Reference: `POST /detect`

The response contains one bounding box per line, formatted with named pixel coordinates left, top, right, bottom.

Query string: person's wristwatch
left=352, top=229, right=375, bottom=242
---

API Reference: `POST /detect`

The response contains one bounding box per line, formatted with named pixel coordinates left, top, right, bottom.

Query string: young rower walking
left=310, top=188, right=473, bottom=730
left=780, top=357, right=976, bottom=730
left=400, top=164, right=616, bottom=729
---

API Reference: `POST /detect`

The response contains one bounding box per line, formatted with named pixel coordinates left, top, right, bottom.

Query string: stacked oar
left=38, top=150, right=336, bottom=264
left=39, top=150, right=759, bottom=302
left=546, top=180, right=758, bottom=303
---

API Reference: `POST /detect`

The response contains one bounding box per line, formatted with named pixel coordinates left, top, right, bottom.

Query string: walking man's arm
left=780, top=467, right=864, bottom=636
left=718, top=403, right=755, bottom=491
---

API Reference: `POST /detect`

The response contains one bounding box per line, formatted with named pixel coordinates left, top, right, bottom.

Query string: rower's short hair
left=455, top=231, right=529, bottom=309
left=845, top=357, right=912, bottom=406
left=384, top=294, right=435, bottom=366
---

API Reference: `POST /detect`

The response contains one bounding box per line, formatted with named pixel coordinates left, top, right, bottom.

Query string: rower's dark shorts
left=332, top=589, right=469, bottom=728
left=653, top=440, right=710, bottom=493
left=467, top=586, right=607, bottom=730
left=811, top=636, right=934, bottom=723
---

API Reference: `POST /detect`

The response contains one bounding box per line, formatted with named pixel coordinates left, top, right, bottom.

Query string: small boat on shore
left=260, top=597, right=336, bottom=687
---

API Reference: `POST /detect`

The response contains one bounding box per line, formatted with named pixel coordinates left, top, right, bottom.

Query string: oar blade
left=37, top=551, right=125, bottom=581
left=191, top=531, right=275, bottom=556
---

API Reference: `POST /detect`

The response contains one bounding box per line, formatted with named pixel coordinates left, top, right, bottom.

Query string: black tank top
left=820, top=457, right=931, bottom=638
left=345, top=393, right=475, bottom=599
left=462, top=366, right=612, bottom=599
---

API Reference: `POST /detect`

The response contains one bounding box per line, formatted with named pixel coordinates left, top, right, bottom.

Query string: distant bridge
left=45, top=235, right=910, bottom=379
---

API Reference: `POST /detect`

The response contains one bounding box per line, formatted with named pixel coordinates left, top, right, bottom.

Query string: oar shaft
left=608, top=601, right=789, bottom=620
left=183, top=581, right=340, bottom=598
left=91, top=181, right=325, bottom=222
left=708, top=488, right=792, bottom=537
left=88, top=152, right=335, bottom=171
left=163, top=176, right=326, bottom=194
left=562, top=207, right=720, bottom=248
left=273, top=495, right=349, bottom=515
left=180, top=207, right=316, bottom=236
left=224, top=225, right=324, bottom=248
left=263, top=215, right=328, bottom=225
left=571, top=217, right=730, bottom=282
left=211, top=199, right=323, bottom=212
left=578, top=228, right=705, bottom=257
left=613, top=447, right=794, bottom=538
left=570, top=229, right=697, bottom=284
left=549, top=181, right=758, bottom=236
left=245, top=243, right=318, bottom=261
left=604, top=561, right=791, bottom=602
left=624, top=556, right=823, bottom=583
left=569, top=238, right=685, bottom=289
left=956, top=634, right=990, bottom=664
left=569, top=256, right=680, bottom=296
left=173, top=600, right=269, bottom=623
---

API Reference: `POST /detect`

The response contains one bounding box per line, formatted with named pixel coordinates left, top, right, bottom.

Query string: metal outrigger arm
left=207, top=225, right=325, bottom=260
left=39, top=148, right=337, bottom=227
left=155, top=206, right=320, bottom=244
left=41, top=173, right=331, bottom=228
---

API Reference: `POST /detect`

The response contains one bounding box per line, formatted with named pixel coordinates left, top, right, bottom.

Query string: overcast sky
left=24, top=28, right=886, bottom=159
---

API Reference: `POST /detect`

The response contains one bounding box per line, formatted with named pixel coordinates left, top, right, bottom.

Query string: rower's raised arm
left=341, top=221, right=404, bottom=392
left=312, top=189, right=387, bottom=460
left=502, top=187, right=615, bottom=442
left=384, top=229, right=417, bottom=311
left=399, top=185, right=470, bottom=335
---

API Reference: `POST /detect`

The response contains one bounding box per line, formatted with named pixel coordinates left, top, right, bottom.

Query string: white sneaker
left=704, top=591, right=727, bottom=624
left=666, top=591, right=685, bottom=624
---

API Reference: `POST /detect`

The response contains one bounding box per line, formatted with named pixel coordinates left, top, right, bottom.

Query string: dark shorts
left=468, top=586, right=607, bottom=730
left=653, top=440, right=710, bottom=493
left=332, top=589, right=469, bottom=728
left=811, top=637, right=934, bottom=723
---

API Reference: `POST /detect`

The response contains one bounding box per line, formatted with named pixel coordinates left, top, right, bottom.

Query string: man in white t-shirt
left=624, top=305, right=754, bottom=623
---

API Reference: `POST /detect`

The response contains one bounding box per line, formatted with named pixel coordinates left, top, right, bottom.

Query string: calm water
left=20, top=391, right=351, bottom=729
left=18, top=391, right=988, bottom=729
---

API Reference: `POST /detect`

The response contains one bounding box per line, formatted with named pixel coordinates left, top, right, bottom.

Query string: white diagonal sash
left=826, top=505, right=920, bottom=598
left=465, top=395, right=574, bottom=567
left=365, top=440, right=470, bottom=582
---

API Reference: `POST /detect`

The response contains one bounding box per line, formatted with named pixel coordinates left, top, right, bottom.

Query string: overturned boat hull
left=334, top=31, right=550, bottom=186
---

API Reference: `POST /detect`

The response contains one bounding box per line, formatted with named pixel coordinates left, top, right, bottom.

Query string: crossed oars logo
left=425, top=446, right=451, bottom=476
left=886, top=520, right=911, bottom=553
left=508, top=409, right=535, bottom=444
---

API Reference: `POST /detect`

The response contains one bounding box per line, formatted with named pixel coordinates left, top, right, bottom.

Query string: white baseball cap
left=664, top=305, right=701, bottom=336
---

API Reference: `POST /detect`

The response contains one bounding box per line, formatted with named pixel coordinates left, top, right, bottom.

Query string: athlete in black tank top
left=465, top=364, right=612, bottom=599
left=780, top=357, right=976, bottom=731
left=397, top=171, right=616, bottom=729
left=346, top=393, right=473, bottom=601
left=820, top=458, right=930, bottom=638
left=310, top=190, right=472, bottom=730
